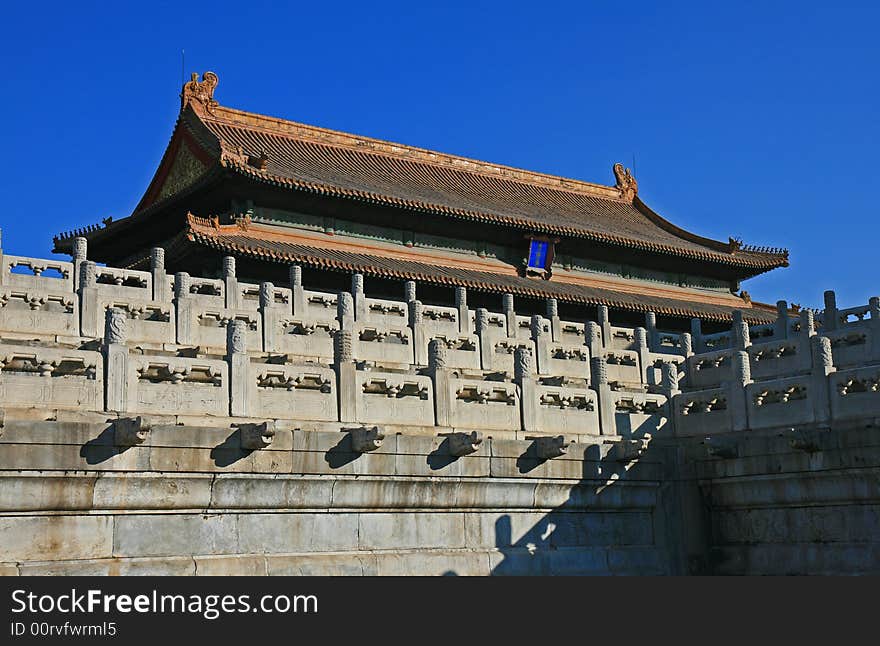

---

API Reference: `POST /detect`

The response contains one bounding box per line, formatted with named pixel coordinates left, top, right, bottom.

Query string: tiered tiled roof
left=54, top=71, right=789, bottom=322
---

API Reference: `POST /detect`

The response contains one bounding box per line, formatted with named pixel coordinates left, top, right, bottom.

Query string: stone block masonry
left=0, top=236, right=879, bottom=574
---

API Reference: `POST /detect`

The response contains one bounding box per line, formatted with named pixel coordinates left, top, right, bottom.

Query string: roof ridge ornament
left=181, top=71, right=219, bottom=114
left=612, top=163, right=638, bottom=200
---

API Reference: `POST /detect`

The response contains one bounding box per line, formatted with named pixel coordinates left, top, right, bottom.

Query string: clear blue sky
left=1, top=1, right=877, bottom=309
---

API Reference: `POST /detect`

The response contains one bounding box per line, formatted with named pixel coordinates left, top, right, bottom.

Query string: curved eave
left=179, top=221, right=776, bottom=324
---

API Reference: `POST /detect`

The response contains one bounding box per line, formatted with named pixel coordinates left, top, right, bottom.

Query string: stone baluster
left=546, top=298, right=561, bottom=342
left=634, top=326, right=650, bottom=385
left=730, top=350, right=751, bottom=432
left=352, top=273, right=366, bottom=321
left=455, top=286, right=470, bottom=334
left=260, top=281, right=276, bottom=353
left=502, top=293, right=516, bottom=338
left=810, top=335, right=835, bottom=426
left=150, top=247, right=168, bottom=303
left=644, top=311, right=659, bottom=352
left=597, top=305, right=611, bottom=349
left=429, top=339, right=451, bottom=427
left=679, top=332, right=693, bottom=389
left=774, top=300, right=789, bottom=340
left=227, top=319, right=249, bottom=417
left=403, top=280, right=417, bottom=303
left=289, top=265, right=306, bottom=316
left=72, top=236, right=88, bottom=293
left=732, top=310, right=750, bottom=350
left=870, top=296, right=880, bottom=321
left=475, top=308, right=493, bottom=370
left=800, top=309, right=815, bottom=337
left=222, top=256, right=239, bottom=310
left=585, top=321, right=602, bottom=357
left=660, top=361, right=680, bottom=398
left=78, top=261, right=100, bottom=338
left=334, top=329, right=356, bottom=423
left=591, top=354, right=615, bottom=436
left=337, top=292, right=355, bottom=333
left=174, top=272, right=194, bottom=345
left=409, top=300, right=427, bottom=365
left=690, top=317, right=704, bottom=353
left=823, top=290, right=838, bottom=331
left=514, top=347, right=537, bottom=433
left=679, top=332, right=693, bottom=358
left=531, top=315, right=550, bottom=376
left=104, top=307, right=129, bottom=413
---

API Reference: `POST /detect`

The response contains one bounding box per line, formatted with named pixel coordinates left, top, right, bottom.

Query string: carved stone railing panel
left=0, top=287, right=78, bottom=338
left=271, top=317, right=337, bottom=361
left=544, top=343, right=591, bottom=380
left=354, top=325, right=414, bottom=366
left=0, top=344, right=102, bottom=411
left=420, top=304, right=459, bottom=339
left=746, top=376, right=815, bottom=430
left=608, top=325, right=636, bottom=351
left=602, top=349, right=642, bottom=387
left=825, top=327, right=878, bottom=368
left=687, top=349, right=735, bottom=389
left=830, top=366, right=880, bottom=422
left=355, top=371, right=434, bottom=426
left=746, top=337, right=812, bottom=381
left=251, top=363, right=337, bottom=421
left=191, top=309, right=262, bottom=352
left=93, top=266, right=152, bottom=299
left=557, top=319, right=585, bottom=345
left=422, top=334, right=480, bottom=370
left=0, top=255, right=74, bottom=291
left=644, top=353, right=685, bottom=389
left=612, top=392, right=668, bottom=439
left=536, top=384, right=599, bottom=435
left=97, top=298, right=173, bottom=345
left=447, top=377, right=519, bottom=430
left=239, top=282, right=292, bottom=312
left=362, top=297, right=408, bottom=326
left=673, top=387, right=732, bottom=437
left=127, top=355, right=228, bottom=416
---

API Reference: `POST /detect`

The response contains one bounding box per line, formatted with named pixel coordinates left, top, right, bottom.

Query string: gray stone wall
left=0, top=238, right=879, bottom=575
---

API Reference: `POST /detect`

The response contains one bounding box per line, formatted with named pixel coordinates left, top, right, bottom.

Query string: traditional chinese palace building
left=54, top=72, right=788, bottom=328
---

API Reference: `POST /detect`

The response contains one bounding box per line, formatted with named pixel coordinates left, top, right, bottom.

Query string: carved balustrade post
left=645, top=311, right=659, bottom=352
left=227, top=319, right=250, bottom=417
left=475, top=308, right=493, bottom=370
left=546, top=298, right=561, bottom=342
left=259, top=281, right=276, bottom=353
left=634, top=326, right=651, bottom=385
left=351, top=273, right=365, bottom=322
left=514, top=347, right=537, bottom=433
left=597, top=305, right=611, bottom=350
left=78, top=261, right=101, bottom=338
left=289, top=265, right=306, bottom=316
left=429, top=339, right=451, bottom=427
left=104, top=307, right=129, bottom=413
left=174, top=272, right=194, bottom=345
left=222, top=256, right=239, bottom=310
left=690, top=317, right=704, bottom=354
left=531, top=315, right=550, bottom=376
left=334, top=328, right=357, bottom=423
left=151, top=247, right=168, bottom=302
left=502, top=293, right=516, bottom=338
left=774, top=300, right=789, bottom=340
left=454, top=286, right=470, bottom=335
left=591, top=354, right=616, bottom=436
left=409, top=300, right=427, bottom=365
